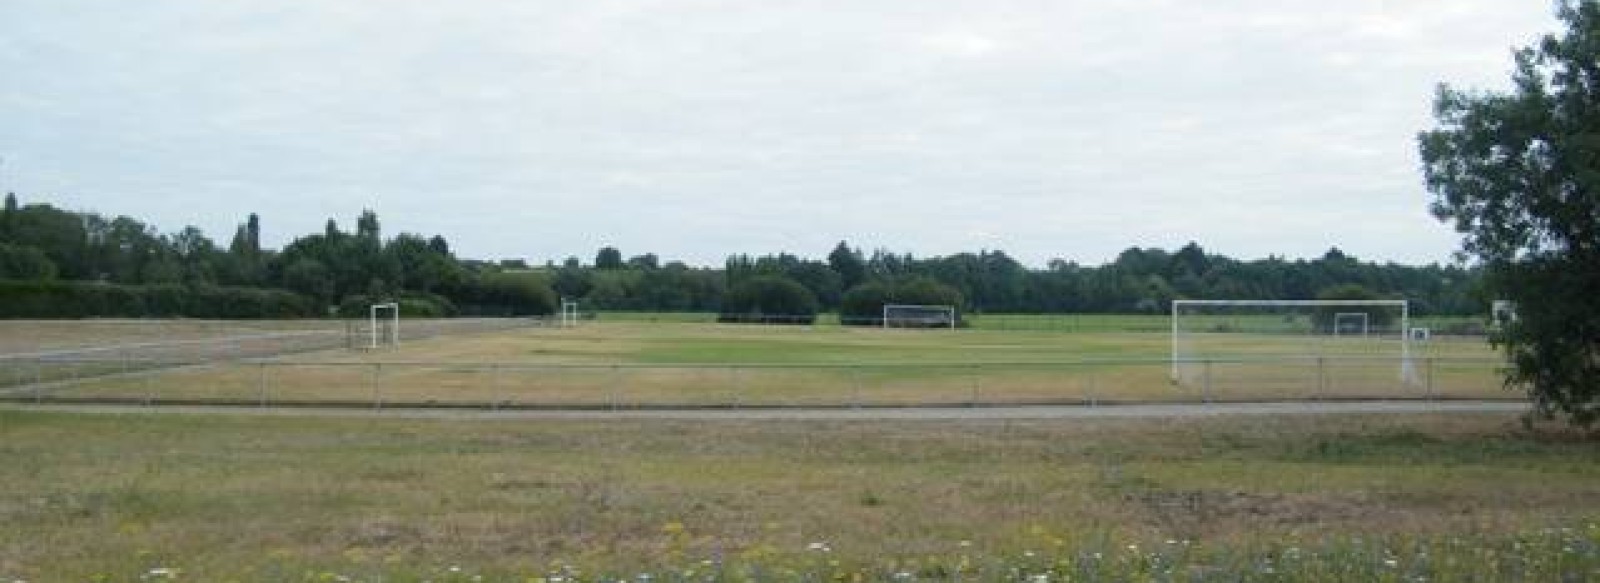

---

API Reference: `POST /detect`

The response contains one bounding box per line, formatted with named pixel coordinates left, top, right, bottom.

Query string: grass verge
left=2, top=409, right=1597, bottom=580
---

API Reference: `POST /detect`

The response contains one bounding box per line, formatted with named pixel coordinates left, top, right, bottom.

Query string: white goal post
left=369, top=302, right=400, bottom=349
left=882, top=304, right=956, bottom=329
left=1333, top=312, right=1370, bottom=337
left=1171, top=299, right=1414, bottom=386
left=560, top=299, right=579, bottom=328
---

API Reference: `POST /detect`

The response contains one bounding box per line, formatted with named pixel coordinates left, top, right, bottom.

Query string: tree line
left=0, top=194, right=553, bottom=317
left=0, top=192, right=1485, bottom=320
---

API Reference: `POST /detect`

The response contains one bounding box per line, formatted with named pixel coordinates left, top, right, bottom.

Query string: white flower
left=806, top=541, right=831, bottom=552
left=1384, top=559, right=1399, bottom=568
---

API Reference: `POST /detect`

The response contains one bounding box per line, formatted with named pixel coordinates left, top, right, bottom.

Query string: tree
left=827, top=241, right=866, bottom=290
left=0, top=243, right=57, bottom=280
left=627, top=253, right=659, bottom=270
left=718, top=275, right=819, bottom=325
left=595, top=246, right=623, bottom=269
left=1418, top=1, right=1600, bottom=425
left=838, top=276, right=963, bottom=326
left=0, top=193, right=17, bottom=241
left=1311, top=283, right=1394, bottom=330
left=356, top=209, right=381, bottom=240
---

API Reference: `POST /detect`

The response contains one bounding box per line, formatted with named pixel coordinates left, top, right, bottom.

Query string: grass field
left=12, top=319, right=1511, bottom=407
left=1, top=409, right=1597, bottom=580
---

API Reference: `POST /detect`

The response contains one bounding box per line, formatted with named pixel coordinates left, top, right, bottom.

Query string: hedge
left=0, top=280, right=316, bottom=319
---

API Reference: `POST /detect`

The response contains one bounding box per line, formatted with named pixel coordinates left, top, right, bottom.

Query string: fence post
left=490, top=364, right=501, bottom=411
left=1316, top=356, right=1327, bottom=401
left=1426, top=357, right=1436, bottom=400
left=371, top=363, right=382, bottom=410
left=1086, top=370, right=1097, bottom=407
left=257, top=362, right=269, bottom=408
left=969, top=364, right=981, bottom=407
left=609, top=365, right=620, bottom=411
left=850, top=367, right=863, bottom=409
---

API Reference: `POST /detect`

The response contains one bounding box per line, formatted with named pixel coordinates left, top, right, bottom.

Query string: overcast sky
left=0, top=1, right=1562, bottom=268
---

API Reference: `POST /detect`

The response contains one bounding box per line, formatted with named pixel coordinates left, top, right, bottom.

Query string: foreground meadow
left=1, top=409, right=1597, bottom=580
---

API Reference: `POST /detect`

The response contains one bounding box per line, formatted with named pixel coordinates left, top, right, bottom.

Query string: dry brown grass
left=1, top=408, right=1596, bottom=580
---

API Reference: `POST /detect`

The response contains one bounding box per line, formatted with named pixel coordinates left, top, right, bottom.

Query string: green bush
left=339, top=293, right=458, bottom=318
left=1312, top=283, right=1397, bottom=331
left=454, top=271, right=557, bottom=316
left=0, top=280, right=315, bottom=319
left=0, top=243, right=57, bottom=281
left=839, top=276, right=964, bottom=326
left=718, top=275, right=818, bottom=325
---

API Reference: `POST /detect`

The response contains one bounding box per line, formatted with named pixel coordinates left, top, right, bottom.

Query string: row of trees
left=0, top=194, right=554, bottom=316
left=0, top=192, right=1486, bottom=321
left=547, top=241, right=1483, bottom=318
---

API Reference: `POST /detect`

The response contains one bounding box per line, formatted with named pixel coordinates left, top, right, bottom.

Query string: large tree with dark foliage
left=1419, top=1, right=1600, bottom=425
left=719, top=275, right=819, bottom=325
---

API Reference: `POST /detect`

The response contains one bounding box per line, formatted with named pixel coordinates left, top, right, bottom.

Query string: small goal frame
left=369, top=302, right=400, bottom=349
left=882, top=304, right=956, bottom=329
left=1332, top=312, right=1370, bottom=337
left=1170, top=299, right=1411, bottom=384
left=560, top=299, right=579, bottom=328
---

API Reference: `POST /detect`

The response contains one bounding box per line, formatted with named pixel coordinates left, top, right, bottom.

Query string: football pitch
left=3, top=318, right=1591, bottom=581
left=2, top=317, right=1509, bottom=408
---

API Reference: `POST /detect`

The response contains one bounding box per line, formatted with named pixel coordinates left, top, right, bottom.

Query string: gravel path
left=0, top=400, right=1527, bottom=420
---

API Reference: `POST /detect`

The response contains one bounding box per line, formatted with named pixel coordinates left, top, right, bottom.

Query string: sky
left=0, top=1, right=1564, bottom=268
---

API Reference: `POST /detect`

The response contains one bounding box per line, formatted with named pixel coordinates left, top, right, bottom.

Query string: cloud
left=0, top=0, right=1563, bottom=267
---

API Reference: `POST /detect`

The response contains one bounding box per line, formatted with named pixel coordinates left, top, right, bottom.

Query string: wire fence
left=0, top=355, right=1512, bottom=410
left=588, top=311, right=1491, bottom=335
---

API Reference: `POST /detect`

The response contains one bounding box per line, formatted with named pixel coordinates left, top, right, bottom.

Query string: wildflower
left=807, top=542, right=831, bottom=552
left=1030, top=575, right=1049, bottom=583
left=958, top=540, right=972, bottom=548
left=1384, top=559, right=1399, bottom=568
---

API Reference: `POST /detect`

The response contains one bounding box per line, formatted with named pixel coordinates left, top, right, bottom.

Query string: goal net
left=369, top=302, right=400, bottom=349
left=1171, top=299, right=1419, bottom=393
left=882, top=304, right=956, bottom=329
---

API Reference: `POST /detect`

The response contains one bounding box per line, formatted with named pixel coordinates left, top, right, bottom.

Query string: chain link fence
left=0, top=355, right=1511, bottom=410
